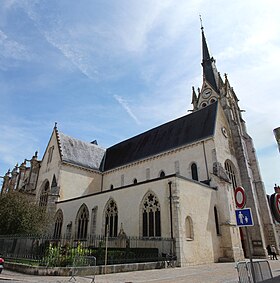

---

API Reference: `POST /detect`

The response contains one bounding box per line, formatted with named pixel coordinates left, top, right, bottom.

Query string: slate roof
left=102, top=101, right=218, bottom=171
left=58, top=132, right=105, bottom=170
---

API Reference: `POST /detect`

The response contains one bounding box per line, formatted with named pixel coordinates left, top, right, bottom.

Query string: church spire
left=200, top=17, right=219, bottom=93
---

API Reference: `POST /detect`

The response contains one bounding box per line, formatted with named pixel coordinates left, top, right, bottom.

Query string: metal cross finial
left=199, top=15, right=204, bottom=30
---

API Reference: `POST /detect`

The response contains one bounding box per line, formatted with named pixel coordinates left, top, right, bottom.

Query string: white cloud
left=0, top=29, right=29, bottom=60
left=114, top=95, right=140, bottom=125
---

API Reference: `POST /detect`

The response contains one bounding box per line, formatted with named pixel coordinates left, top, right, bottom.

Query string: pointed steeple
left=200, top=18, right=219, bottom=93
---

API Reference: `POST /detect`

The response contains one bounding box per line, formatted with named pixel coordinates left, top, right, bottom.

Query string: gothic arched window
left=142, top=192, right=161, bottom=237
left=105, top=199, right=118, bottom=237
left=76, top=204, right=89, bottom=240
left=53, top=209, right=63, bottom=239
left=225, top=160, right=237, bottom=190
left=191, top=163, right=198, bottom=181
left=185, top=216, right=194, bottom=240
left=39, top=181, right=50, bottom=207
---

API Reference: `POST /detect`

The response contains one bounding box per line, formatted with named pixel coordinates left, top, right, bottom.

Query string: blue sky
left=1, top=0, right=280, bottom=195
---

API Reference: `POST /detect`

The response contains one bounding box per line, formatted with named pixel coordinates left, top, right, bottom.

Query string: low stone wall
left=5, top=261, right=165, bottom=276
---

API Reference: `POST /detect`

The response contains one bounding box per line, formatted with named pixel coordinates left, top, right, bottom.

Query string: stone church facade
left=1, top=27, right=278, bottom=266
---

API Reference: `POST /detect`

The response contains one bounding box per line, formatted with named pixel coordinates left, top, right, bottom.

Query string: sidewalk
left=0, top=260, right=280, bottom=283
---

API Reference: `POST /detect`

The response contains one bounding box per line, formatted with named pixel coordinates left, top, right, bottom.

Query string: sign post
left=234, top=187, right=256, bottom=283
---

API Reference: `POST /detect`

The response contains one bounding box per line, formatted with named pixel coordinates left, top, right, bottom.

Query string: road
left=0, top=260, right=280, bottom=283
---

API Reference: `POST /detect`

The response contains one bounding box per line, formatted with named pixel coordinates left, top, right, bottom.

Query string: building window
left=105, top=199, right=118, bottom=237
left=225, top=160, right=237, bottom=189
left=159, top=170, right=165, bottom=178
left=191, top=163, right=198, bottom=181
left=185, top=216, right=194, bottom=240
left=214, top=206, right=221, bottom=235
left=142, top=192, right=161, bottom=237
left=76, top=204, right=89, bottom=240
left=133, top=178, right=138, bottom=184
left=47, top=146, right=54, bottom=164
left=39, top=181, right=50, bottom=207
left=53, top=210, right=63, bottom=239
left=110, top=184, right=114, bottom=190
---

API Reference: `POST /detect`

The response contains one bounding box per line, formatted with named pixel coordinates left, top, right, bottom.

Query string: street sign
left=235, top=208, right=254, bottom=226
left=234, top=186, right=246, bottom=209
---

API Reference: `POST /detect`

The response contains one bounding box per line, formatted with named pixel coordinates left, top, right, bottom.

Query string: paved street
left=0, top=261, right=280, bottom=283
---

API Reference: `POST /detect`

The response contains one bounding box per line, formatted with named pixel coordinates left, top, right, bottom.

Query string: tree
left=0, top=191, right=49, bottom=235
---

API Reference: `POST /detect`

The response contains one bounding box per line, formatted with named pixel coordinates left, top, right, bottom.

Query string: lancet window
left=142, top=192, right=161, bottom=237
left=76, top=204, right=89, bottom=240
left=225, top=160, right=237, bottom=189
left=105, top=199, right=118, bottom=237
left=53, top=210, right=63, bottom=239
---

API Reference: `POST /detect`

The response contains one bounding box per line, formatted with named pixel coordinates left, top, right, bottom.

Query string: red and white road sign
left=234, top=186, right=246, bottom=209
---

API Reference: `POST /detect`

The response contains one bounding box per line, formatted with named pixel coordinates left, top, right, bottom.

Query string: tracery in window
left=105, top=199, right=118, bottom=237
left=39, top=181, right=50, bottom=207
left=53, top=209, right=63, bottom=239
left=76, top=204, right=89, bottom=240
left=224, top=160, right=237, bottom=189
left=142, top=192, right=161, bottom=237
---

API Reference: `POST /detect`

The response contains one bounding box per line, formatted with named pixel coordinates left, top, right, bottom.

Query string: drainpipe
left=168, top=181, right=174, bottom=240
left=202, top=141, right=210, bottom=181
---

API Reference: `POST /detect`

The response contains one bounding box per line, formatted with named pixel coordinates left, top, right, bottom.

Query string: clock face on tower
left=202, top=88, right=212, bottom=99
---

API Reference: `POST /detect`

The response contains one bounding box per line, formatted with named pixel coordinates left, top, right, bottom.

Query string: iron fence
left=0, top=234, right=174, bottom=267
left=236, top=260, right=273, bottom=283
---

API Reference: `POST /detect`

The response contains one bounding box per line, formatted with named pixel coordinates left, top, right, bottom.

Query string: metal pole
left=245, top=227, right=256, bottom=283
left=104, top=224, right=108, bottom=274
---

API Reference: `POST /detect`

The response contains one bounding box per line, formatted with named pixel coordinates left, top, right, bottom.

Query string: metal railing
left=0, top=234, right=174, bottom=267
left=236, top=260, right=273, bottom=283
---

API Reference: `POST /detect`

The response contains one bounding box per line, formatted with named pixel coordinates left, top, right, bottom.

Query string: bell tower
left=192, top=22, right=279, bottom=257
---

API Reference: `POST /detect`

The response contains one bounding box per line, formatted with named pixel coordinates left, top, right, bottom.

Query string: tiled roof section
left=103, top=101, right=218, bottom=171
left=58, top=132, right=105, bottom=170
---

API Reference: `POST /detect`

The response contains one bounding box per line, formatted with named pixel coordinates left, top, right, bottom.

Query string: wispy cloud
left=113, top=95, right=140, bottom=125
left=0, top=29, right=29, bottom=61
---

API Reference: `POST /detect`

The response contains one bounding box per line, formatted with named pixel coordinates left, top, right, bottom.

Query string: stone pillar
left=17, top=160, right=27, bottom=191
left=9, top=164, right=18, bottom=192
left=1, top=170, right=11, bottom=194
left=28, top=151, right=40, bottom=192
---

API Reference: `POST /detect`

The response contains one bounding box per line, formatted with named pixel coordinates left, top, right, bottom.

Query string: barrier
left=236, top=260, right=273, bottom=283
left=69, top=255, right=96, bottom=283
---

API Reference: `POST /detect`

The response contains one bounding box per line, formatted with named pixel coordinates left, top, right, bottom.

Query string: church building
left=1, top=26, right=278, bottom=266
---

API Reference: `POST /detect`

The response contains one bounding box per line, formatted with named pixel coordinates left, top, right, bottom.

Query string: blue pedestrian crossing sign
left=235, top=208, right=254, bottom=226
